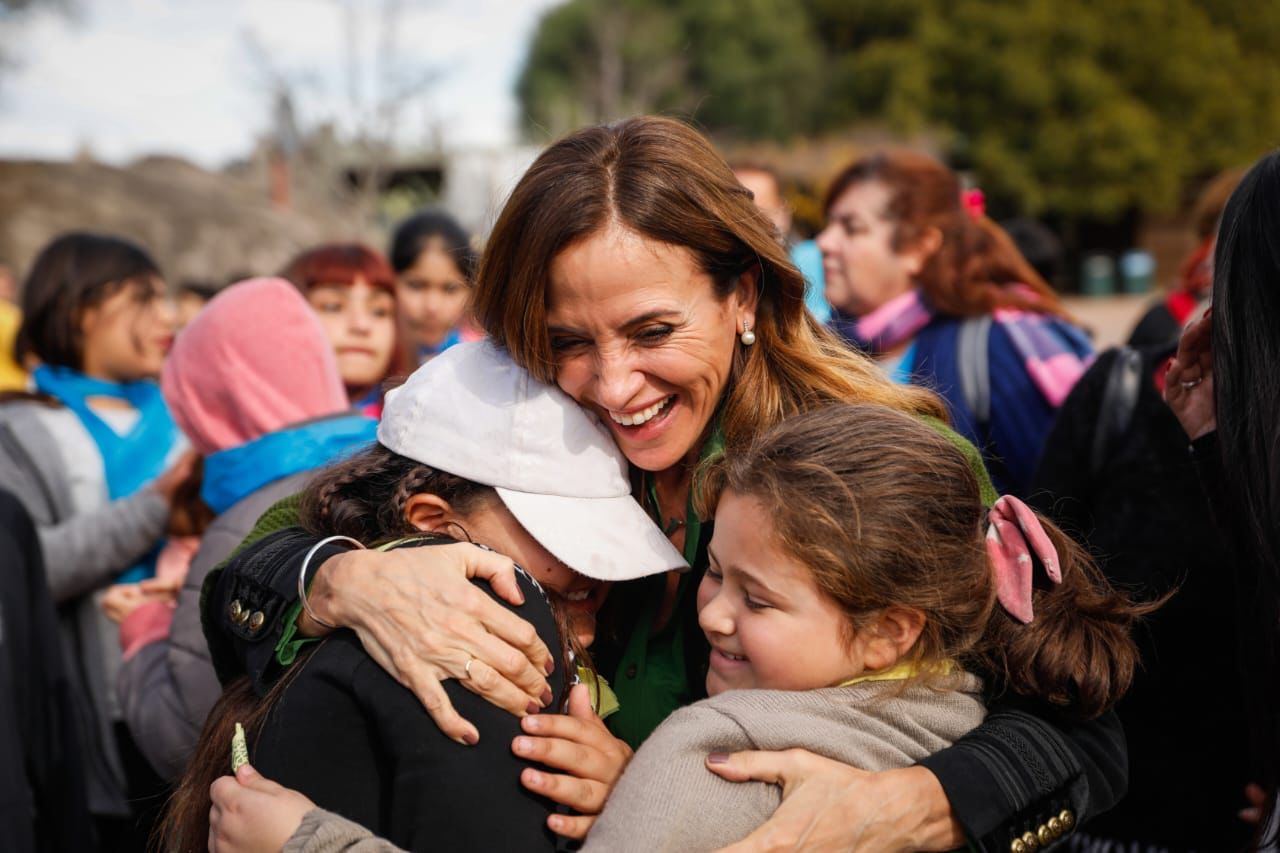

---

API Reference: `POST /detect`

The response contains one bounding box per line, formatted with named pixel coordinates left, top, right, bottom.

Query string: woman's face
left=453, top=497, right=610, bottom=648
left=696, top=489, right=863, bottom=695
left=816, top=180, right=923, bottom=316
left=547, top=224, right=755, bottom=474
left=80, top=276, right=176, bottom=382
left=307, top=277, right=396, bottom=393
left=396, top=245, right=470, bottom=350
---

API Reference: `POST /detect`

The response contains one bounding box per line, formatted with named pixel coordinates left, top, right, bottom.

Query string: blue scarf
left=416, top=327, right=462, bottom=364
left=200, top=414, right=378, bottom=514
left=33, top=365, right=180, bottom=582
left=33, top=365, right=179, bottom=500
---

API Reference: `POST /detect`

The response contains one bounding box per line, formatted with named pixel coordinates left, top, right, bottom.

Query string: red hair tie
left=986, top=496, right=1061, bottom=623
left=962, top=188, right=986, bottom=222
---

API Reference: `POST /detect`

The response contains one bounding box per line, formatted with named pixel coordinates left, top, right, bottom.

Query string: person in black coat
left=1030, top=345, right=1252, bottom=850
left=0, top=488, right=94, bottom=852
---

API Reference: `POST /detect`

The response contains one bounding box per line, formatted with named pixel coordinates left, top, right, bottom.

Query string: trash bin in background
left=1120, top=250, right=1155, bottom=294
left=1081, top=253, right=1117, bottom=296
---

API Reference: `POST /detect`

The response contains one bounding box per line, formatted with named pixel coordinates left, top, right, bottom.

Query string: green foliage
left=517, top=0, right=1280, bottom=218
left=516, top=0, right=824, bottom=141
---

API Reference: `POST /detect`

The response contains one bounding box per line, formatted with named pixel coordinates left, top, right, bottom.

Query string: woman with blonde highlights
left=203, top=117, right=1125, bottom=852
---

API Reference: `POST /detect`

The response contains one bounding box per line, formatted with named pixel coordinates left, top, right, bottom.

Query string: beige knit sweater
left=583, top=673, right=986, bottom=853
left=281, top=674, right=985, bottom=853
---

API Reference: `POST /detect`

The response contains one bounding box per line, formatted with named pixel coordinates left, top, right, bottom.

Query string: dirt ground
left=1063, top=294, right=1154, bottom=350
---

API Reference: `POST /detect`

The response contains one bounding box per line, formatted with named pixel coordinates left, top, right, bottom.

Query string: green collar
left=642, top=417, right=726, bottom=566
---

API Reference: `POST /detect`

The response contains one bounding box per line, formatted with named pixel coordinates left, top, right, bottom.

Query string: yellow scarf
left=836, top=659, right=956, bottom=688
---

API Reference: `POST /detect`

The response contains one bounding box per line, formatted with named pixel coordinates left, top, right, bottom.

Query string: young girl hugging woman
left=281, top=243, right=410, bottom=417
left=585, top=403, right=1151, bottom=852
left=165, top=341, right=684, bottom=852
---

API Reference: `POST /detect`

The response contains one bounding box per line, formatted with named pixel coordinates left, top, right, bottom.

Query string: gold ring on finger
left=465, top=656, right=476, bottom=679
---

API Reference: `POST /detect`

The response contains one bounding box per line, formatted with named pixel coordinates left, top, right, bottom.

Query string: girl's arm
left=583, top=705, right=777, bottom=852
left=39, top=488, right=169, bottom=603
left=918, top=701, right=1124, bottom=850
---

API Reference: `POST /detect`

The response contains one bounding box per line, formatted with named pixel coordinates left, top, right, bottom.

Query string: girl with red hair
left=282, top=244, right=409, bottom=417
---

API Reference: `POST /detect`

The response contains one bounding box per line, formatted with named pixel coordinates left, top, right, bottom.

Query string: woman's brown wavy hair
left=470, top=116, right=947, bottom=452
left=824, top=150, right=1070, bottom=320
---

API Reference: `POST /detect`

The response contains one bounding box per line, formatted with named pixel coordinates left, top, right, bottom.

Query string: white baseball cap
left=377, top=341, right=687, bottom=582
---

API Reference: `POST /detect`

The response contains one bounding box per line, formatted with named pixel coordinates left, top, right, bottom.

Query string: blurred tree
left=518, top=0, right=1280, bottom=219
left=805, top=0, right=1280, bottom=218
left=516, top=0, right=823, bottom=140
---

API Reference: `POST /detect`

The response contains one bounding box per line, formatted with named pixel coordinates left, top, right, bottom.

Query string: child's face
left=696, top=489, right=865, bottom=696
left=307, top=277, right=397, bottom=394
left=433, top=495, right=611, bottom=648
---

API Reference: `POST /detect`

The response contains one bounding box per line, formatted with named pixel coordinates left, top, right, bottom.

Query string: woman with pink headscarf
left=115, top=277, right=377, bottom=780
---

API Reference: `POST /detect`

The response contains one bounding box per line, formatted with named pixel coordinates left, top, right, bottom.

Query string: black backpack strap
left=1090, top=347, right=1144, bottom=477
left=957, top=315, right=994, bottom=431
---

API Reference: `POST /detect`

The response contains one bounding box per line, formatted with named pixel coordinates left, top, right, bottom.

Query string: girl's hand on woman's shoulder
left=307, top=541, right=557, bottom=746
left=513, top=683, right=634, bottom=840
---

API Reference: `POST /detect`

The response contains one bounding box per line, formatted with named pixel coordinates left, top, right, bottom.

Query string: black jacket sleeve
left=919, top=700, right=1126, bottom=852
left=0, top=490, right=94, bottom=853
left=201, top=527, right=341, bottom=691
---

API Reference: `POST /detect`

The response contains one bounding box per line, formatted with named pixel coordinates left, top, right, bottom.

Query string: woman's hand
left=514, top=683, right=633, bottom=840
left=208, top=763, right=315, bottom=853
left=705, top=751, right=963, bottom=852
left=306, top=542, right=556, bottom=745
left=1164, top=311, right=1216, bottom=440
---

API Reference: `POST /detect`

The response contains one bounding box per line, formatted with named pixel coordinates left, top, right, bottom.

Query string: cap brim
left=494, top=487, right=688, bottom=582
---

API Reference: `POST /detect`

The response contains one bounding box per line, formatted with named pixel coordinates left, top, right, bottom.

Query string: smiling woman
left=202, top=117, right=1129, bottom=853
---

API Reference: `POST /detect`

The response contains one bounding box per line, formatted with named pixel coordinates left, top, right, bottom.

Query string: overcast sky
left=0, top=0, right=561, bottom=168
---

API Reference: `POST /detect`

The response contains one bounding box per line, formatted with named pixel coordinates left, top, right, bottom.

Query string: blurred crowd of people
left=0, top=116, right=1274, bottom=853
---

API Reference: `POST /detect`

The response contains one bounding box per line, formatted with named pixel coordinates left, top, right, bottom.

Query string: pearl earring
left=740, top=321, right=756, bottom=346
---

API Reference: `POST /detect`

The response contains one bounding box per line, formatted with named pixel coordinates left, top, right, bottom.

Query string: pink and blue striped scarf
left=841, top=288, right=1093, bottom=408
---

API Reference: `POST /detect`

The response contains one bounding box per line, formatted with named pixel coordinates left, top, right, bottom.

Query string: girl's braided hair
left=299, top=442, right=495, bottom=544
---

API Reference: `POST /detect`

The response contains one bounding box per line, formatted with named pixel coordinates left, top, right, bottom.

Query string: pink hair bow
left=962, top=188, right=986, bottom=222
left=986, top=496, right=1061, bottom=624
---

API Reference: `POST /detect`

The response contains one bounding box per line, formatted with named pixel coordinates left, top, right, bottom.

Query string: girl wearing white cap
left=168, top=342, right=682, bottom=852
left=204, top=117, right=1125, bottom=851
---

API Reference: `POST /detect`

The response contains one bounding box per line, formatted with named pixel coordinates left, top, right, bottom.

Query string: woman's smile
left=547, top=224, right=754, bottom=474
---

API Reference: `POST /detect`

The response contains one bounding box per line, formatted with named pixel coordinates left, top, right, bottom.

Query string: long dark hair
left=697, top=404, right=1152, bottom=720
left=16, top=231, right=162, bottom=369
left=389, top=209, right=477, bottom=281
left=162, top=443, right=585, bottom=851
left=1211, top=148, right=1280, bottom=842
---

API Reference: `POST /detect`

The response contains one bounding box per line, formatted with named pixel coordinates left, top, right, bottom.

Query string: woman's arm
left=201, top=520, right=556, bottom=744
left=706, top=703, right=1125, bottom=852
